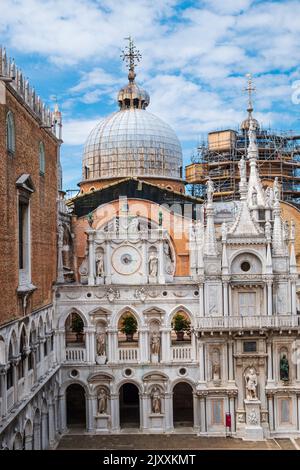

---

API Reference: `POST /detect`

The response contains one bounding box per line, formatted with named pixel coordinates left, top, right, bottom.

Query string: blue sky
left=1, top=0, right=300, bottom=190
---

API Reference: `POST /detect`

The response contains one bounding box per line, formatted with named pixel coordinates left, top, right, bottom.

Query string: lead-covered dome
left=82, top=108, right=183, bottom=181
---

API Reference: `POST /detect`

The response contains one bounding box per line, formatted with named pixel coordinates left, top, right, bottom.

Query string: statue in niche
left=212, top=349, right=221, bottom=381
left=151, top=387, right=161, bottom=414
left=149, top=253, right=158, bottom=277
left=206, top=178, right=214, bottom=203
left=244, top=367, right=258, bottom=400
left=97, top=388, right=107, bottom=414
left=96, top=331, right=106, bottom=356
left=96, top=253, right=104, bottom=277
left=280, top=353, right=289, bottom=381
left=128, top=216, right=139, bottom=234
left=150, top=331, right=161, bottom=356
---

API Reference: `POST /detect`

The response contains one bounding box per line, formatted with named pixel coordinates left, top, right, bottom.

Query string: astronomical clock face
left=111, top=245, right=142, bottom=276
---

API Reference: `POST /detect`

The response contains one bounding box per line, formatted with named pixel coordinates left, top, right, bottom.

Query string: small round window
left=241, top=261, right=251, bottom=272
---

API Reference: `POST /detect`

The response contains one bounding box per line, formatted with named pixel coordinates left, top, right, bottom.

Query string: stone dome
left=82, top=108, right=183, bottom=182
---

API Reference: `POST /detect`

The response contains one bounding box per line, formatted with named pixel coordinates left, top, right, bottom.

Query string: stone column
left=87, top=229, right=95, bottom=286
left=228, top=341, right=234, bottom=381
left=0, top=366, right=7, bottom=418
left=48, top=402, right=56, bottom=448
left=141, top=237, right=148, bottom=284
left=229, top=393, right=236, bottom=432
left=58, top=392, right=67, bottom=433
left=198, top=281, right=204, bottom=318
left=267, top=341, right=273, bottom=381
left=297, top=393, right=300, bottom=430
left=223, top=281, right=229, bottom=316
left=193, top=393, right=200, bottom=432
left=139, top=328, right=149, bottom=363
left=199, top=394, right=207, bottom=434
left=105, top=239, right=112, bottom=284
left=199, top=340, right=205, bottom=382
left=41, top=410, right=49, bottom=449
left=296, top=342, right=300, bottom=382
left=11, top=357, right=20, bottom=405
left=110, top=392, right=120, bottom=432
left=161, top=328, right=171, bottom=363
left=56, top=328, right=65, bottom=364
left=158, top=232, right=165, bottom=284
left=140, top=393, right=147, bottom=431
left=84, top=326, right=96, bottom=363
left=291, top=280, right=297, bottom=315
left=57, top=224, right=64, bottom=283
left=86, top=395, right=95, bottom=432
left=24, top=434, right=33, bottom=450
left=267, top=394, right=274, bottom=431
left=164, top=392, right=173, bottom=432
left=267, top=280, right=273, bottom=316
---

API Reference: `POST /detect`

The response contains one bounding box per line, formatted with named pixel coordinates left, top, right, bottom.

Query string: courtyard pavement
left=56, top=431, right=299, bottom=450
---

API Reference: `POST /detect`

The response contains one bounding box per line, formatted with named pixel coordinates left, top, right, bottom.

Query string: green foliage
left=172, top=313, right=191, bottom=332
left=71, top=315, right=84, bottom=334
left=121, top=315, right=138, bottom=335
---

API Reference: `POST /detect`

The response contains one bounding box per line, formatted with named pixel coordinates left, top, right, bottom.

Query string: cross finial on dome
left=121, top=36, right=142, bottom=83
left=244, top=73, right=255, bottom=116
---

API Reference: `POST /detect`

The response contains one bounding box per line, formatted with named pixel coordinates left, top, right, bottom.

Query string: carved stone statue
left=96, top=332, right=106, bottom=356
left=97, top=388, right=107, bottom=414
left=265, top=186, right=274, bottom=208
left=265, top=221, right=271, bottom=240
left=151, top=387, right=161, bottom=414
left=238, top=156, right=246, bottom=180
left=273, top=177, right=280, bottom=202
left=128, top=216, right=139, bottom=234
left=206, top=178, right=214, bottom=203
left=245, top=367, right=258, bottom=400
left=151, top=332, right=160, bottom=356
left=280, top=353, right=289, bottom=381
left=251, top=187, right=258, bottom=206
left=149, top=253, right=158, bottom=277
left=96, top=253, right=104, bottom=277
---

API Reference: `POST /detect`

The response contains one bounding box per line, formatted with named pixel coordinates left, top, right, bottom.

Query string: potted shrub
left=71, top=315, right=84, bottom=342
left=172, top=313, right=190, bottom=341
left=121, top=315, right=138, bottom=342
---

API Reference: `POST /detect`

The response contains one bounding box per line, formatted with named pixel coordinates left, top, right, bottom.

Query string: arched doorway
left=66, top=384, right=86, bottom=429
left=173, top=382, right=194, bottom=428
left=119, top=383, right=140, bottom=428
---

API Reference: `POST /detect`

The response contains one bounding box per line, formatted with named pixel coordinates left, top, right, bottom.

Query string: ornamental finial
left=244, top=73, right=256, bottom=116
left=121, top=36, right=142, bottom=83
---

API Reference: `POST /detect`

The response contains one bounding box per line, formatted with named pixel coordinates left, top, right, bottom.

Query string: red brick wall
left=0, top=86, right=58, bottom=325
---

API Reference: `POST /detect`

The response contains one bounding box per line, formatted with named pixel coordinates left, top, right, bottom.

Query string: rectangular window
left=239, top=292, right=256, bottom=316
left=211, top=399, right=223, bottom=425
left=280, top=398, right=291, bottom=424
left=243, top=341, right=257, bottom=353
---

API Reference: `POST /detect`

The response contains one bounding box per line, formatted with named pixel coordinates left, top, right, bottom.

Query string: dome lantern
left=118, top=36, right=150, bottom=110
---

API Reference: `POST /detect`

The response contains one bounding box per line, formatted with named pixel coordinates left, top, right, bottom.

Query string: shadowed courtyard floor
left=56, top=432, right=299, bottom=450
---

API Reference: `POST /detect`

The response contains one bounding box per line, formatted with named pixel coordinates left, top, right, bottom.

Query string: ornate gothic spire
left=247, top=118, right=265, bottom=208
left=272, top=178, right=285, bottom=255
left=241, top=73, right=259, bottom=132
left=203, top=178, right=218, bottom=256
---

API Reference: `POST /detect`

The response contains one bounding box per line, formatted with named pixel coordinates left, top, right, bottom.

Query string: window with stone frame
left=6, top=110, right=15, bottom=154
left=211, top=399, right=223, bottom=425
left=239, top=292, right=256, bottom=316
left=279, top=398, right=291, bottom=424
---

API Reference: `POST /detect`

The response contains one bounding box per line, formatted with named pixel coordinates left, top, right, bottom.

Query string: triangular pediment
left=16, top=174, right=35, bottom=193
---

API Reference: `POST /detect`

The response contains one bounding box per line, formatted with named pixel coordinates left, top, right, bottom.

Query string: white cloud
left=62, top=117, right=103, bottom=145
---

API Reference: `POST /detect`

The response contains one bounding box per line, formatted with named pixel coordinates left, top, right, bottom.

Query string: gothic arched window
left=6, top=111, right=15, bottom=154
left=39, top=142, right=45, bottom=175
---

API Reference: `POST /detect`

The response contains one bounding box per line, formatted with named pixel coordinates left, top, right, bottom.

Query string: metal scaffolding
left=186, top=127, right=300, bottom=206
